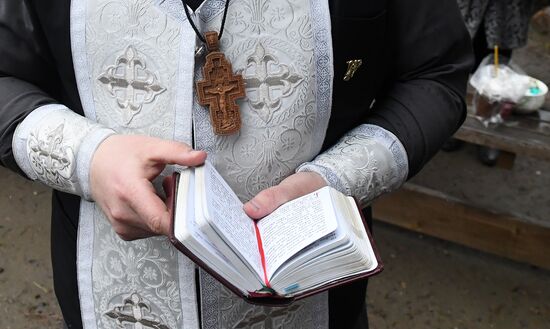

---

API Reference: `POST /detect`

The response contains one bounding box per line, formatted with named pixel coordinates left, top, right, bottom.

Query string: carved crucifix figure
left=196, top=32, right=246, bottom=135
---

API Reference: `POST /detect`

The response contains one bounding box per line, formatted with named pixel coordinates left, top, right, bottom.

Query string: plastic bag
left=469, top=55, right=532, bottom=127
left=469, top=55, right=531, bottom=104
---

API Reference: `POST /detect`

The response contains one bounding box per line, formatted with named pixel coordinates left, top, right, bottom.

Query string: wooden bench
left=455, top=110, right=550, bottom=167
left=373, top=108, right=550, bottom=270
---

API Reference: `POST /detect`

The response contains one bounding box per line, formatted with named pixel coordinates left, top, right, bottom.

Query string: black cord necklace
left=182, top=0, right=246, bottom=136
left=182, top=0, right=231, bottom=44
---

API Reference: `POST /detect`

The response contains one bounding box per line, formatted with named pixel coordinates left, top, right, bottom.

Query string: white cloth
left=72, top=0, right=199, bottom=328
left=6, top=0, right=411, bottom=328
left=297, top=124, right=409, bottom=207
left=70, top=0, right=333, bottom=328
left=192, top=0, right=333, bottom=327
left=12, top=104, right=115, bottom=200
left=11, top=0, right=411, bottom=327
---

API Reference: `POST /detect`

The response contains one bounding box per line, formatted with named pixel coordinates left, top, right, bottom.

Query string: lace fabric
left=71, top=0, right=333, bottom=328
left=12, top=104, right=115, bottom=199
left=297, top=124, right=409, bottom=207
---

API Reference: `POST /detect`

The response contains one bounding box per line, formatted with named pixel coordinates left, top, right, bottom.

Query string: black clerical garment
left=0, top=0, right=473, bottom=328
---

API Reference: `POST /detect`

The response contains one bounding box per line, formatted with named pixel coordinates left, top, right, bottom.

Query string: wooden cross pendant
left=196, top=31, right=245, bottom=135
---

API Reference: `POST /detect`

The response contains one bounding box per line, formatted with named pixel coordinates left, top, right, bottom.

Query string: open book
left=167, top=161, right=383, bottom=305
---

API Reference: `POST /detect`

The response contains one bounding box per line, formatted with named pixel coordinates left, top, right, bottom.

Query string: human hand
left=90, top=135, right=207, bottom=240
left=243, top=171, right=327, bottom=220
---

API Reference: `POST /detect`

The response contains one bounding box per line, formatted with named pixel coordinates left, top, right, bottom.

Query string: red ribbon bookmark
left=254, top=223, right=270, bottom=288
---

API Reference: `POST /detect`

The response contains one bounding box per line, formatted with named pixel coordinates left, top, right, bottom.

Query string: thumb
left=243, top=186, right=290, bottom=220
left=243, top=172, right=327, bottom=220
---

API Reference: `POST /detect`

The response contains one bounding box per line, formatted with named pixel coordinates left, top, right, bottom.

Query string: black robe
left=0, top=0, right=473, bottom=328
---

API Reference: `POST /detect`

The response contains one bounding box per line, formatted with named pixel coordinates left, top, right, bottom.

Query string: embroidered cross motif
left=233, top=304, right=302, bottom=329
left=104, top=293, right=171, bottom=329
left=98, top=46, right=166, bottom=124
left=243, top=43, right=303, bottom=122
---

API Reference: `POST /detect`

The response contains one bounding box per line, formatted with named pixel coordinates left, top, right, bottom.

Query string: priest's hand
left=243, top=172, right=327, bottom=220
left=90, top=135, right=207, bottom=240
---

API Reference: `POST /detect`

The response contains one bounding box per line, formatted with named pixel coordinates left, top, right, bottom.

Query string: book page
left=270, top=227, right=344, bottom=285
left=176, top=170, right=233, bottom=268
left=271, top=190, right=378, bottom=295
left=200, top=162, right=263, bottom=277
left=257, top=187, right=338, bottom=279
left=174, top=170, right=191, bottom=243
left=174, top=170, right=260, bottom=293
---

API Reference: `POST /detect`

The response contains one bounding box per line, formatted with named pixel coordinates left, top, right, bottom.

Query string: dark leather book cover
left=165, top=172, right=384, bottom=306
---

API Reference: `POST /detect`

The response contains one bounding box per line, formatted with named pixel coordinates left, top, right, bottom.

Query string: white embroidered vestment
left=11, top=0, right=410, bottom=328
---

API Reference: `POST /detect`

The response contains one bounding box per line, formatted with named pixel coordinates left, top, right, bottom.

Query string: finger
left=126, top=179, right=172, bottom=236
left=243, top=172, right=327, bottom=220
left=112, top=223, right=155, bottom=241
left=104, top=204, right=157, bottom=240
left=145, top=139, right=207, bottom=166
left=105, top=202, right=156, bottom=233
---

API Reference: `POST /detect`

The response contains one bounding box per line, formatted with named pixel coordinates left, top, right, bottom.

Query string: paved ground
left=368, top=222, right=550, bottom=329
left=368, top=146, right=550, bottom=328
left=0, top=168, right=62, bottom=329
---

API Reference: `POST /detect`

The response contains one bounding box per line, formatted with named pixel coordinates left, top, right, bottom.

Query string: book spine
left=254, top=223, right=270, bottom=288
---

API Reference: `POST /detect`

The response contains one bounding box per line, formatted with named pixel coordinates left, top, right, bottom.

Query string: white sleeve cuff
left=12, top=104, right=116, bottom=200
left=297, top=124, right=409, bottom=207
